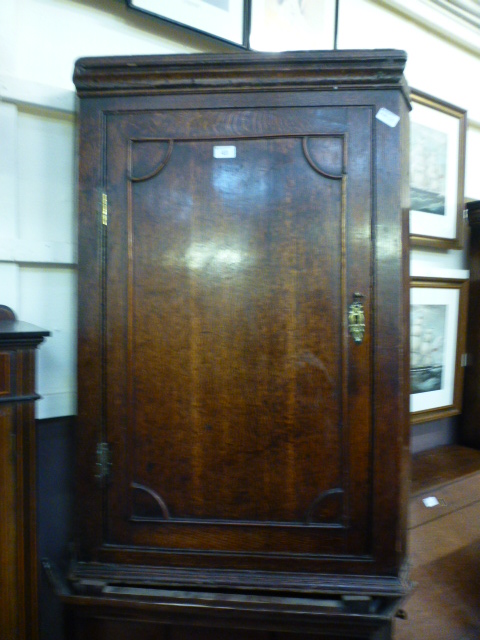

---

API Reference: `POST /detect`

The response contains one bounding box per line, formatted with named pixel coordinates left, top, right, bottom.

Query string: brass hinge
left=102, top=192, right=108, bottom=226
left=461, top=353, right=471, bottom=367
left=95, top=441, right=112, bottom=484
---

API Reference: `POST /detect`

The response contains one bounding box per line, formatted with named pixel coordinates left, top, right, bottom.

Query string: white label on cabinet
left=213, top=145, right=237, bottom=159
left=423, top=496, right=440, bottom=508
left=376, top=108, right=400, bottom=128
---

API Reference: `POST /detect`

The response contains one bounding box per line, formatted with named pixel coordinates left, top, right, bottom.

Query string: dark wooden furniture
left=0, top=306, right=49, bottom=640
left=65, top=50, right=411, bottom=639
left=462, top=200, right=480, bottom=448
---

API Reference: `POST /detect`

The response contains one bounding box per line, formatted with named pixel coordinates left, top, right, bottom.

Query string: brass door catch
left=348, top=293, right=365, bottom=344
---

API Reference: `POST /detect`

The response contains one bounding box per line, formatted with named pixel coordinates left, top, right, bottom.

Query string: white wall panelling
left=410, top=262, right=469, bottom=280
left=19, top=266, right=77, bottom=419
left=371, top=0, right=480, bottom=56
left=3, top=0, right=224, bottom=93
left=17, top=107, right=76, bottom=259
left=0, top=102, right=17, bottom=239
left=337, top=0, right=480, bottom=122
left=0, top=102, right=77, bottom=417
left=0, top=74, right=75, bottom=113
left=0, top=264, right=20, bottom=313
left=0, top=0, right=203, bottom=420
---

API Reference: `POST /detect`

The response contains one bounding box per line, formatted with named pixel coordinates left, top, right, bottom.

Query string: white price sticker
left=376, top=108, right=400, bottom=128
left=213, top=145, right=236, bottom=159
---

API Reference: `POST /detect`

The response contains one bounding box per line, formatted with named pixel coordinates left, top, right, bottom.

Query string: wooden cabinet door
left=101, top=104, right=373, bottom=572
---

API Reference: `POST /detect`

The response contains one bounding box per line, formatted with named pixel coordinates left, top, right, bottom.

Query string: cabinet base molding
left=67, top=561, right=410, bottom=599
left=45, top=560, right=406, bottom=640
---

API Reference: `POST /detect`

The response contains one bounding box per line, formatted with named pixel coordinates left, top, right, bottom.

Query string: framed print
left=127, top=0, right=247, bottom=47
left=249, top=0, right=337, bottom=51
left=410, top=277, right=468, bottom=425
left=409, top=90, right=466, bottom=249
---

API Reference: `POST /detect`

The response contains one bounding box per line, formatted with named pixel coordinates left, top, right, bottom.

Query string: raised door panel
left=102, top=105, right=373, bottom=568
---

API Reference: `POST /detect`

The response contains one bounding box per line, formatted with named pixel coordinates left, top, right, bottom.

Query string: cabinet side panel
left=462, top=214, right=480, bottom=448
left=371, top=91, right=410, bottom=572
left=0, top=404, right=18, bottom=638
left=76, top=101, right=105, bottom=557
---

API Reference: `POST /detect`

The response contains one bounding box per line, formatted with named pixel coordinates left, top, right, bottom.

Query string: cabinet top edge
left=73, top=49, right=409, bottom=100
left=0, top=320, right=50, bottom=340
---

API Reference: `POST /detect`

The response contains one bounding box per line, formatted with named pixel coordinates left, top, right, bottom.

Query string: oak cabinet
left=65, top=50, right=411, bottom=639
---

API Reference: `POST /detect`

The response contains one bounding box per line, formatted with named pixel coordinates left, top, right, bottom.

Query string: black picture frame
left=126, top=0, right=339, bottom=51
left=127, top=0, right=250, bottom=48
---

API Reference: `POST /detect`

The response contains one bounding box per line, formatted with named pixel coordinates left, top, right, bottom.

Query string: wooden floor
left=393, top=445, right=480, bottom=640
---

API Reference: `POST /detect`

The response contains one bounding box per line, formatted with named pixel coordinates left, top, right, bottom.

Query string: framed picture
left=249, top=0, right=337, bottom=51
left=409, top=90, right=467, bottom=249
left=127, top=0, right=248, bottom=47
left=410, top=276, right=469, bottom=425
left=127, top=0, right=339, bottom=51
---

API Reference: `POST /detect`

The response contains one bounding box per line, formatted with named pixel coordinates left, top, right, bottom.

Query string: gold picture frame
left=410, top=276, right=469, bottom=425
left=409, top=90, right=467, bottom=249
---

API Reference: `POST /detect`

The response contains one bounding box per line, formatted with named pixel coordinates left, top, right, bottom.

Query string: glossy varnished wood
left=409, top=444, right=480, bottom=530
left=73, top=49, right=410, bottom=98
left=0, top=402, right=18, bottom=638
left=0, top=308, right=49, bottom=640
left=103, top=105, right=373, bottom=564
left=70, top=51, right=410, bottom=638
left=69, top=612, right=395, bottom=640
left=410, top=444, right=480, bottom=494
left=461, top=201, right=480, bottom=447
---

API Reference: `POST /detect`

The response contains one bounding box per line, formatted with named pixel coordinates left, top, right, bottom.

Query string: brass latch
left=348, top=293, right=365, bottom=344
left=95, top=441, right=112, bottom=485
left=101, top=192, right=108, bottom=226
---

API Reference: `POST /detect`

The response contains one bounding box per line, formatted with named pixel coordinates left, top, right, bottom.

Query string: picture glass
left=410, top=303, right=446, bottom=394
left=130, top=0, right=245, bottom=45
left=410, top=286, right=459, bottom=414
left=410, top=122, right=448, bottom=216
left=409, top=100, right=460, bottom=241
left=249, top=0, right=336, bottom=51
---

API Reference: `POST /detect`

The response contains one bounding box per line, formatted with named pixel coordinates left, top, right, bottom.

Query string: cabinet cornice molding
left=73, top=49, right=409, bottom=99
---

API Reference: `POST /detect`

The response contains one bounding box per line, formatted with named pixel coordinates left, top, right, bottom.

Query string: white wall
left=340, top=0, right=480, bottom=448
left=1, top=0, right=479, bottom=420
left=0, top=0, right=227, bottom=418
left=339, top=0, right=480, bottom=273
left=0, top=100, right=76, bottom=417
